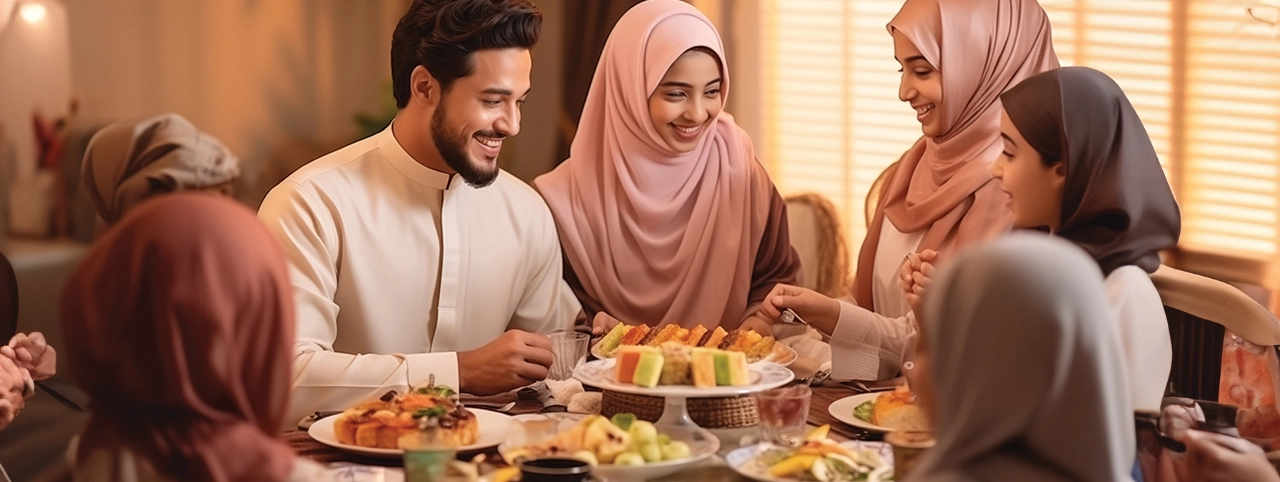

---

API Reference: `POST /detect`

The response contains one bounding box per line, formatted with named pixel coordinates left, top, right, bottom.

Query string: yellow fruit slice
left=805, top=424, right=831, bottom=441
left=489, top=466, right=520, bottom=482
left=768, top=454, right=819, bottom=477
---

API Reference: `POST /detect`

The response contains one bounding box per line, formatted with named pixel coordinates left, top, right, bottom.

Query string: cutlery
left=779, top=308, right=829, bottom=342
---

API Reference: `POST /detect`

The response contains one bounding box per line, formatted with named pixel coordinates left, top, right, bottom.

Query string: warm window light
left=18, top=1, right=45, bottom=24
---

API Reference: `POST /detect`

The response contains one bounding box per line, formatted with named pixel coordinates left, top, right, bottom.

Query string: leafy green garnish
left=610, top=413, right=637, bottom=431
left=414, top=406, right=447, bottom=419
left=853, top=400, right=875, bottom=423
left=756, top=448, right=791, bottom=468
left=415, top=385, right=457, bottom=398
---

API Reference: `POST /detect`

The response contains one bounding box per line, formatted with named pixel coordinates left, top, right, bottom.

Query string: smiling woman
left=534, top=0, right=800, bottom=332
left=648, top=47, right=723, bottom=153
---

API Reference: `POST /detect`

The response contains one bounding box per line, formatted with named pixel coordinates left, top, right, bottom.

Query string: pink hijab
left=535, top=0, right=772, bottom=328
left=855, top=0, right=1060, bottom=310
left=62, top=193, right=296, bottom=482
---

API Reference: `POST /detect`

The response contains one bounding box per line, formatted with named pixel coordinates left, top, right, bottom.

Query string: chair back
left=864, top=160, right=900, bottom=228
left=784, top=193, right=852, bottom=298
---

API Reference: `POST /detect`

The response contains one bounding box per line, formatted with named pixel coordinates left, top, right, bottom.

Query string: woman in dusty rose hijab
left=535, top=0, right=799, bottom=331
left=61, top=194, right=335, bottom=482
left=760, top=0, right=1059, bottom=380
left=82, top=113, right=240, bottom=227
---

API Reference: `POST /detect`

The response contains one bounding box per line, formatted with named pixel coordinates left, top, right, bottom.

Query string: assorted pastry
left=596, top=323, right=777, bottom=362
left=333, top=383, right=478, bottom=449
left=614, top=341, right=751, bottom=388
left=853, top=385, right=929, bottom=431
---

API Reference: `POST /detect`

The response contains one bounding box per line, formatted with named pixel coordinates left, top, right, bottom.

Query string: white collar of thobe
left=378, top=123, right=458, bottom=191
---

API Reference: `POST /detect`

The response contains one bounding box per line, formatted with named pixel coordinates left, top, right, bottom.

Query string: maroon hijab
left=0, top=253, right=16, bottom=341
left=62, top=193, right=296, bottom=482
left=1002, top=66, right=1181, bottom=274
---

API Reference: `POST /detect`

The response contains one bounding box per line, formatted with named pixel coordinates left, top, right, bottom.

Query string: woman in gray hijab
left=81, top=113, right=240, bottom=225
left=909, top=233, right=1135, bottom=482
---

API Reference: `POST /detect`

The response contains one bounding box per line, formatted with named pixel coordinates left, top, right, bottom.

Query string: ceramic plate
left=500, top=413, right=719, bottom=481
left=307, top=408, right=515, bottom=459
left=827, top=393, right=900, bottom=433
left=572, top=358, right=794, bottom=397
left=725, top=441, right=894, bottom=482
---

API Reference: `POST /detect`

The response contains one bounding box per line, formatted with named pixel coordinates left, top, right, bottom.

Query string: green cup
left=403, top=446, right=457, bottom=482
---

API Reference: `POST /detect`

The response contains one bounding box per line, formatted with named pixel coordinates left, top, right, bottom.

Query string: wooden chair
left=864, top=160, right=900, bottom=229
left=784, top=193, right=852, bottom=299
left=1152, top=265, right=1280, bottom=401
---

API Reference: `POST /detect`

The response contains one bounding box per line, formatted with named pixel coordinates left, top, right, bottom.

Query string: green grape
left=639, top=442, right=662, bottom=463
left=661, top=441, right=692, bottom=461
left=628, top=421, right=658, bottom=444
left=614, top=452, right=645, bottom=466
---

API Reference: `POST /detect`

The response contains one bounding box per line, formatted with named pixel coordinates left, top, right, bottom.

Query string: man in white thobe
left=258, top=0, right=581, bottom=425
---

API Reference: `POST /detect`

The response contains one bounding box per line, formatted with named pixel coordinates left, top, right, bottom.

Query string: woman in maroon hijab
left=61, top=193, right=334, bottom=482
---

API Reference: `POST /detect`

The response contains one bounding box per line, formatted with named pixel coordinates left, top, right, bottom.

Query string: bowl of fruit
left=499, top=413, right=718, bottom=480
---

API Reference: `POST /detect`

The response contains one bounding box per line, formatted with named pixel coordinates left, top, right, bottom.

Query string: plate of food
left=827, top=386, right=928, bottom=433
left=307, top=383, right=515, bottom=458
left=574, top=341, right=794, bottom=397
left=725, top=425, right=894, bottom=482
left=592, top=323, right=798, bottom=366
left=500, top=412, right=718, bottom=481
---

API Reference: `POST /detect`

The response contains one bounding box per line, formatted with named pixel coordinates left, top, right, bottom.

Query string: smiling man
left=258, top=0, right=581, bottom=425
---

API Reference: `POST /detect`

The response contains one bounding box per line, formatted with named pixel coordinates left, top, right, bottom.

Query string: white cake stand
left=572, top=359, right=795, bottom=430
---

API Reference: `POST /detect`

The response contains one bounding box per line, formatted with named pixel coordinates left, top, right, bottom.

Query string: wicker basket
left=600, top=390, right=759, bottom=428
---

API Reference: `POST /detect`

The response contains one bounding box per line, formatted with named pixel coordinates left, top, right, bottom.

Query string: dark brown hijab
left=1001, top=66, right=1180, bottom=274
left=62, top=193, right=296, bottom=482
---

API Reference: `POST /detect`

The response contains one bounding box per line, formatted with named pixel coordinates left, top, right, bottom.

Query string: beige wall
left=501, top=0, right=564, bottom=181
left=62, top=0, right=407, bottom=204
left=59, top=0, right=566, bottom=195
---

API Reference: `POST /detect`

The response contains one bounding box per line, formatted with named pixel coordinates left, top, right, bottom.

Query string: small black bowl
left=518, top=457, right=593, bottom=482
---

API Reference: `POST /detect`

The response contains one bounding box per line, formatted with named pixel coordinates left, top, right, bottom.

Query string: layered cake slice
left=615, top=346, right=656, bottom=384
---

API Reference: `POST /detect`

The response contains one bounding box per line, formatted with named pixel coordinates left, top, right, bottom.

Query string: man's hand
left=457, top=330, right=554, bottom=395
left=2, top=332, right=56, bottom=381
left=757, top=283, right=841, bottom=335
left=0, top=356, right=28, bottom=431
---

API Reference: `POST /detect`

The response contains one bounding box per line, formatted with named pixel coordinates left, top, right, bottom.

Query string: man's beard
left=431, top=103, right=500, bottom=188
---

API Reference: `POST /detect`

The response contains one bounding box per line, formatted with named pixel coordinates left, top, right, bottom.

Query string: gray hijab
left=910, top=233, right=1135, bottom=482
left=1001, top=66, right=1180, bottom=275
left=82, top=114, right=239, bottom=224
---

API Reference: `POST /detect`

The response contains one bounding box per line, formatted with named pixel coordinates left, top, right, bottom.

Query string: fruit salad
left=740, top=426, right=892, bottom=481
left=502, top=414, right=693, bottom=467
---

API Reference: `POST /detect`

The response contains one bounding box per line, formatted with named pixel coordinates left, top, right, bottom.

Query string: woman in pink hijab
left=535, top=0, right=799, bottom=331
left=760, top=0, right=1060, bottom=380
left=61, top=193, right=335, bottom=482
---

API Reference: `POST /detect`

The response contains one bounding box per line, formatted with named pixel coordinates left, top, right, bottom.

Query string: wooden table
left=284, top=385, right=881, bottom=478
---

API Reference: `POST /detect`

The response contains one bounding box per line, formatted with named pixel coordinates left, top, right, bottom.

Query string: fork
left=779, top=308, right=830, bottom=342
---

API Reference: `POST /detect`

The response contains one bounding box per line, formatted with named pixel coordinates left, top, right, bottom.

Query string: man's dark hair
left=391, top=0, right=542, bottom=108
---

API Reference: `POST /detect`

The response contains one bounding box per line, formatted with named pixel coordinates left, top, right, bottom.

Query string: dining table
left=284, top=377, right=891, bottom=481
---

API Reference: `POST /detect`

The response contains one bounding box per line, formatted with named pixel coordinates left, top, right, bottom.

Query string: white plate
left=500, top=413, right=719, bottom=481
left=307, top=409, right=515, bottom=458
left=573, top=358, right=794, bottom=397
left=591, top=341, right=799, bottom=367
left=725, top=441, right=894, bottom=482
left=827, top=393, right=898, bottom=433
